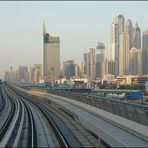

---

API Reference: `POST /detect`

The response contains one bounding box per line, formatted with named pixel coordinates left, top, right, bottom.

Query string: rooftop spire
left=43, top=20, right=46, bottom=34
left=135, top=21, right=139, bottom=28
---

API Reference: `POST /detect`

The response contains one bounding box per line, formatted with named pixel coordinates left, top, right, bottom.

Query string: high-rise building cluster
left=63, top=60, right=77, bottom=79
left=109, top=14, right=148, bottom=78
left=83, top=42, right=105, bottom=81
left=4, top=64, right=43, bottom=83
left=4, top=16, right=148, bottom=85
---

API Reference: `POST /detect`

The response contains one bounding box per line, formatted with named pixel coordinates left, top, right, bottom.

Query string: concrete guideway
left=0, top=84, right=37, bottom=147
left=43, top=94, right=148, bottom=141
left=6, top=83, right=95, bottom=147
left=6, top=83, right=148, bottom=147
left=28, top=90, right=148, bottom=147
left=23, top=100, right=58, bottom=147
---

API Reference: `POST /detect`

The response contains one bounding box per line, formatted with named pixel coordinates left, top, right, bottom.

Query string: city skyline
left=1, top=1, right=148, bottom=78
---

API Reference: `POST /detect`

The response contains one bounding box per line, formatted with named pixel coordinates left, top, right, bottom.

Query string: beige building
left=28, top=64, right=43, bottom=83
left=18, top=66, right=29, bottom=83
left=110, top=15, right=125, bottom=76
left=129, top=47, right=142, bottom=75
left=116, top=74, right=148, bottom=85
left=142, top=29, right=148, bottom=75
left=119, top=33, right=129, bottom=76
left=103, top=59, right=116, bottom=76
left=83, top=48, right=97, bottom=81
left=33, top=64, right=42, bottom=83
left=43, top=22, right=60, bottom=82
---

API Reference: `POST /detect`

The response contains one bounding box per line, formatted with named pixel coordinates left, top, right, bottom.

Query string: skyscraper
left=142, top=29, right=148, bottom=75
left=83, top=53, right=90, bottom=77
left=18, top=66, right=29, bottom=82
left=96, top=42, right=105, bottom=78
left=9, top=66, right=13, bottom=81
left=89, top=48, right=96, bottom=80
left=129, top=47, right=142, bottom=75
left=83, top=48, right=97, bottom=81
left=33, top=64, right=42, bottom=83
left=132, top=22, right=141, bottom=49
left=117, top=14, right=125, bottom=34
left=110, top=16, right=118, bottom=61
left=119, top=33, right=129, bottom=76
left=102, top=59, right=116, bottom=76
left=63, top=60, right=75, bottom=79
left=96, top=53, right=104, bottom=78
left=126, top=19, right=133, bottom=50
left=43, top=22, right=60, bottom=82
left=110, top=15, right=125, bottom=76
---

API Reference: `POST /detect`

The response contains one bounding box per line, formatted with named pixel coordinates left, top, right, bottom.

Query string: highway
left=0, top=82, right=102, bottom=147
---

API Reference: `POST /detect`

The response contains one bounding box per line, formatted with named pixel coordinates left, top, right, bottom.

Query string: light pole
left=51, top=67, right=55, bottom=89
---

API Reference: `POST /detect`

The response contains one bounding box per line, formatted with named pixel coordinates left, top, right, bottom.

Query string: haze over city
left=0, top=1, right=148, bottom=78
left=1, top=2, right=148, bottom=147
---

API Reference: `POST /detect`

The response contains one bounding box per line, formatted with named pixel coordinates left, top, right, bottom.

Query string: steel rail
left=18, top=93, right=82, bottom=148
left=4, top=83, right=90, bottom=147
left=4, top=83, right=37, bottom=147
left=0, top=95, right=20, bottom=147
left=0, top=85, right=25, bottom=147
left=33, top=102, right=68, bottom=148
left=7, top=85, right=70, bottom=148
left=23, top=101, right=37, bottom=147
left=4, top=83, right=148, bottom=147
left=12, top=100, right=25, bottom=147
left=4, top=83, right=100, bottom=147
left=0, top=85, right=11, bottom=117
left=0, top=86, right=6, bottom=113
left=0, top=87, right=16, bottom=143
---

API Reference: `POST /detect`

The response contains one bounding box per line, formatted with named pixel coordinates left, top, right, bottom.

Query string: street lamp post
left=51, top=67, right=55, bottom=89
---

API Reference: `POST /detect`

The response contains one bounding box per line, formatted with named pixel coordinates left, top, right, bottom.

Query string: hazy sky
left=0, top=1, right=148, bottom=78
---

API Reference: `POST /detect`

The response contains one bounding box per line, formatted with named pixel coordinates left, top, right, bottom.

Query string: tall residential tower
left=142, top=29, right=148, bottom=75
left=132, top=22, right=141, bottom=49
left=119, top=33, right=129, bottom=76
left=110, top=14, right=125, bottom=75
left=125, top=19, right=133, bottom=50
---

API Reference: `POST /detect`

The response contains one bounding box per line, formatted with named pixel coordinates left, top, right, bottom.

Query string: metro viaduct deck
left=28, top=91, right=148, bottom=147
left=7, top=83, right=148, bottom=147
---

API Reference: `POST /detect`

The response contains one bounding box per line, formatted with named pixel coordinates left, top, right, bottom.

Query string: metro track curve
left=0, top=84, right=37, bottom=147
left=2, top=82, right=148, bottom=148
left=3, top=82, right=101, bottom=147
left=4, top=83, right=84, bottom=147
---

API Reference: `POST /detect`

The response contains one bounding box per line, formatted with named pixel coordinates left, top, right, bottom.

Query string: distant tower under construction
left=43, top=21, right=60, bottom=82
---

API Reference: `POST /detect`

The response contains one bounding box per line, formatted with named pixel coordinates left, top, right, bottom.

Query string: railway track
left=0, top=86, right=6, bottom=113
left=43, top=101, right=101, bottom=147
left=3, top=84, right=67, bottom=147
left=2, top=82, right=101, bottom=147
left=3, top=82, right=148, bottom=147
left=0, top=84, right=37, bottom=147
